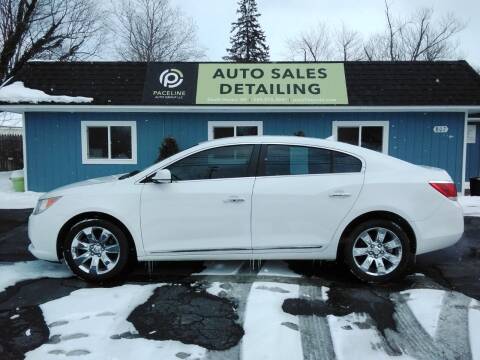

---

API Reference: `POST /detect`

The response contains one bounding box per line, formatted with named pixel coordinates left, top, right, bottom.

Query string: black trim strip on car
left=252, top=245, right=323, bottom=251
left=150, top=248, right=251, bottom=254
left=150, top=245, right=323, bottom=254
left=247, top=144, right=262, bottom=177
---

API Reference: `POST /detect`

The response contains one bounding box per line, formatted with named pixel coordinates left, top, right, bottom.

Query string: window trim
left=332, top=121, right=389, bottom=154
left=81, top=121, right=137, bottom=165
left=257, top=144, right=364, bottom=178
left=208, top=121, right=263, bottom=140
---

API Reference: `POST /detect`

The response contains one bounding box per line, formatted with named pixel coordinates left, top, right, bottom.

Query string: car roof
left=198, top=135, right=369, bottom=156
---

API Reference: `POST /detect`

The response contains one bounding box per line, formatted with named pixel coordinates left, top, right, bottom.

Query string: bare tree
left=335, top=24, right=364, bottom=61
left=0, top=111, right=22, bottom=127
left=285, top=22, right=333, bottom=61
left=364, top=1, right=465, bottom=61
left=113, top=0, right=205, bottom=62
left=0, top=0, right=104, bottom=82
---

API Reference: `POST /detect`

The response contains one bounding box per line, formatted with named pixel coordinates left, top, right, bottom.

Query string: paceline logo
left=159, top=69, right=184, bottom=88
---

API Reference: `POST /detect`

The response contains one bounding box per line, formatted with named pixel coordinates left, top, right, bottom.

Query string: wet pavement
left=0, top=209, right=479, bottom=359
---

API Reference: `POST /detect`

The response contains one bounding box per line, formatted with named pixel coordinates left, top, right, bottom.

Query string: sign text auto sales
left=213, top=67, right=328, bottom=96
left=195, top=63, right=348, bottom=105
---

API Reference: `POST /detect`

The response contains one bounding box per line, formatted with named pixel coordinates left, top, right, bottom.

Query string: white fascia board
left=1, top=105, right=480, bottom=113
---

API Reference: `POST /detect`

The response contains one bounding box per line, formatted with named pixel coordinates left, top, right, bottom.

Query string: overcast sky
left=175, top=0, right=479, bottom=68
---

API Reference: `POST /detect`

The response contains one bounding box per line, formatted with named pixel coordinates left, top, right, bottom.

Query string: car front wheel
left=63, top=219, right=130, bottom=283
left=343, top=219, right=413, bottom=283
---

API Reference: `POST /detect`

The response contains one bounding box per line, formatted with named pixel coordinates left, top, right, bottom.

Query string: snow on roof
left=0, top=81, right=92, bottom=104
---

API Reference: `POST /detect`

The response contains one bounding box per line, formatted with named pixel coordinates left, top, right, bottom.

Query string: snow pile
left=0, top=171, right=42, bottom=209
left=0, top=261, right=71, bottom=292
left=26, top=284, right=206, bottom=360
left=0, top=81, right=92, bottom=104
left=458, top=196, right=480, bottom=217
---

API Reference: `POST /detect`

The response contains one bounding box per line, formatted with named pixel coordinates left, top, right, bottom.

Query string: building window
left=81, top=121, right=137, bottom=164
left=208, top=121, right=263, bottom=140
left=332, top=121, right=389, bottom=154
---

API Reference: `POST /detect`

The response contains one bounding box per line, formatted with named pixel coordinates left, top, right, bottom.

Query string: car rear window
left=263, top=145, right=362, bottom=176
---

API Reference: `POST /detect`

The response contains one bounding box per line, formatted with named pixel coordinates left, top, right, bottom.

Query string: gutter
left=2, top=104, right=480, bottom=113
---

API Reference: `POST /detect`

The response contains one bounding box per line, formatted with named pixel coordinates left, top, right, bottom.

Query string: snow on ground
left=242, top=282, right=302, bottom=360
left=206, top=281, right=225, bottom=296
left=401, top=289, right=444, bottom=338
left=0, top=171, right=42, bottom=209
left=26, top=284, right=206, bottom=360
left=258, top=261, right=302, bottom=278
left=0, top=81, right=92, bottom=104
left=469, top=299, right=480, bottom=360
left=0, top=261, right=71, bottom=292
left=195, top=260, right=244, bottom=275
left=328, top=313, right=414, bottom=360
left=459, top=196, right=480, bottom=217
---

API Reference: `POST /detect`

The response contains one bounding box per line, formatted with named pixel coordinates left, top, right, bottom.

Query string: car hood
left=45, top=174, right=122, bottom=196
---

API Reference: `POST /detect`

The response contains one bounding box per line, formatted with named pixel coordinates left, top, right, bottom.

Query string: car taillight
left=429, top=181, right=457, bottom=200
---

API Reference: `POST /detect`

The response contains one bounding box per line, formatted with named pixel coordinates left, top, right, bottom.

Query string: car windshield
left=118, top=170, right=140, bottom=180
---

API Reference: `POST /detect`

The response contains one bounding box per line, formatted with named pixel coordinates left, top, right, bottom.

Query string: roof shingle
left=3, top=60, right=480, bottom=106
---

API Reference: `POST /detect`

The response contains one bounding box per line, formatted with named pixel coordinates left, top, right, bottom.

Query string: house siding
left=25, top=111, right=465, bottom=192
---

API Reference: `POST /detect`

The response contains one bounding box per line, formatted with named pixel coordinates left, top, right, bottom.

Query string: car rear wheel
left=63, top=219, right=130, bottom=283
left=343, top=219, right=413, bottom=283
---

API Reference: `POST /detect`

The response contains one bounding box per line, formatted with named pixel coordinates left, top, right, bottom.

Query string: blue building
left=1, top=61, right=480, bottom=193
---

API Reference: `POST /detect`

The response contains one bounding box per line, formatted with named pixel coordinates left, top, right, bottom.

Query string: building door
left=208, top=121, right=263, bottom=140
left=466, top=122, right=480, bottom=181
left=332, top=121, right=389, bottom=154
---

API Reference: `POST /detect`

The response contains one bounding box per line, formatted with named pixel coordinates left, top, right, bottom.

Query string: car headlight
left=33, top=196, right=62, bottom=215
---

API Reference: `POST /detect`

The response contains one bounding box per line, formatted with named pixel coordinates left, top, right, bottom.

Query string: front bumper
left=28, top=213, right=62, bottom=262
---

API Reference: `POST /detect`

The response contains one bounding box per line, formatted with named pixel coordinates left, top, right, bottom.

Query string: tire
left=63, top=219, right=131, bottom=283
left=343, top=219, right=413, bottom=284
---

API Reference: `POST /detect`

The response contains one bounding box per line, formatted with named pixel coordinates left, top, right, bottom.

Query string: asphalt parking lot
left=1, top=209, right=479, bottom=360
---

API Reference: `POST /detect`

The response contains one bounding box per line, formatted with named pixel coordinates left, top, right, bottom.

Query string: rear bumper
left=414, top=200, right=464, bottom=255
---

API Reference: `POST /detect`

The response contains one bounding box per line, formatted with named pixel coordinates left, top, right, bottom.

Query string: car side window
left=263, top=145, right=362, bottom=176
left=167, top=145, right=255, bottom=181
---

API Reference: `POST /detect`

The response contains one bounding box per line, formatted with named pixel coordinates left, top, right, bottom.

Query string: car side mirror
left=151, top=169, right=172, bottom=184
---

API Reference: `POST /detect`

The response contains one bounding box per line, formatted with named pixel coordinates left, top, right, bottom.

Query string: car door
left=140, top=144, right=258, bottom=254
left=251, top=144, right=364, bottom=253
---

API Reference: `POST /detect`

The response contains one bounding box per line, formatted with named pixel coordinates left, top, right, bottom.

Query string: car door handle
left=223, top=197, right=245, bottom=203
left=329, top=192, right=351, bottom=198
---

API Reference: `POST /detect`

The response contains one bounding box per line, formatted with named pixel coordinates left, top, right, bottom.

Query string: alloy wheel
left=352, top=227, right=403, bottom=276
left=70, top=226, right=121, bottom=275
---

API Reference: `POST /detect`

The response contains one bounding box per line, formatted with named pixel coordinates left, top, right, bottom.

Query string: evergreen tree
left=156, top=136, right=179, bottom=162
left=224, top=0, right=270, bottom=62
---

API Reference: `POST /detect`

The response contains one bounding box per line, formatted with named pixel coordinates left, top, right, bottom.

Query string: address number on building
left=433, top=126, right=449, bottom=133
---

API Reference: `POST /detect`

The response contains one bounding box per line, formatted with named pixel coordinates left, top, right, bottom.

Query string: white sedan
left=28, top=136, right=464, bottom=283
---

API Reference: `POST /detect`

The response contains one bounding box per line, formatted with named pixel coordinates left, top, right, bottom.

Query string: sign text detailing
left=196, top=63, right=348, bottom=105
